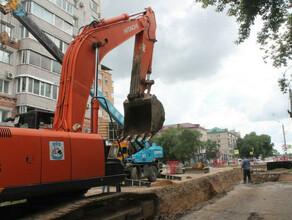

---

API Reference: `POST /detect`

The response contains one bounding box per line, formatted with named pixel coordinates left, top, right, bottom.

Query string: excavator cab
left=123, top=94, right=165, bottom=139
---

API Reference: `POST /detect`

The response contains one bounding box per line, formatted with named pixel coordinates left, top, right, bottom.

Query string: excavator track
left=0, top=192, right=159, bottom=219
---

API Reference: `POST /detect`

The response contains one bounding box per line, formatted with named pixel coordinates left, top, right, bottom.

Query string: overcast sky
left=100, top=0, right=292, bottom=155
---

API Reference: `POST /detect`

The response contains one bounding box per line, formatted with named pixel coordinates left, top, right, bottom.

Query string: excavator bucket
left=123, top=94, right=165, bottom=139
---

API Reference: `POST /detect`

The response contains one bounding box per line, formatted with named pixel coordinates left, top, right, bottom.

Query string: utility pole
left=288, top=88, right=292, bottom=118
left=281, top=123, right=287, bottom=157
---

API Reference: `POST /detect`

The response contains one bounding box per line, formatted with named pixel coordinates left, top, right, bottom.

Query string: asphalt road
left=180, top=182, right=292, bottom=220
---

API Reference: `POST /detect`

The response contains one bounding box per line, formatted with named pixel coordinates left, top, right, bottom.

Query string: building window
left=46, top=32, right=69, bottom=53
left=0, top=109, right=10, bottom=122
left=0, top=79, right=9, bottom=94
left=73, top=17, right=78, bottom=27
left=52, top=85, right=58, bottom=99
left=98, top=109, right=102, bottom=117
left=45, top=83, right=51, bottom=97
left=41, top=56, right=51, bottom=71
left=49, top=0, right=73, bottom=15
left=98, top=84, right=102, bottom=91
left=21, top=50, right=62, bottom=74
left=32, top=3, right=54, bottom=24
left=16, top=77, right=58, bottom=100
left=0, top=49, right=11, bottom=64
left=1, top=22, right=13, bottom=38
left=31, top=2, right=73, bottom=35
left=108, top=122, right=119, bottom=142
left=33, top=79, right=40, bottom=94
left=73, top=0, right=78, bottom=7
left=105, top=91, right=108, bottom=97
left=52, top=60, right=62, bottom=74
left=20, top=26, right=29, bottom=39
left=104, top=79, right=108, bottom=85
left=92, top=1, right=98, bottom=11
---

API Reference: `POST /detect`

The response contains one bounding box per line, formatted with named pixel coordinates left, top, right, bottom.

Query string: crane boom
left=0, top=0, right=64, bottom=63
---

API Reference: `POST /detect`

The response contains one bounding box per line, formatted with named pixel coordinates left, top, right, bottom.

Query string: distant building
left=207, top=127, right=240, bottom=161
left=160, top=123, right=207, bottom=143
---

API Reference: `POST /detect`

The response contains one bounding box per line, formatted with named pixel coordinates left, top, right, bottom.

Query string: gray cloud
left=101, top=0, right=238, bottom=84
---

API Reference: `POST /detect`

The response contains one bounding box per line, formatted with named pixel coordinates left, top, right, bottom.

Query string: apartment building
left=207, top=127, right=240, bottom=161
left=0, top=0, right=115, bottom=139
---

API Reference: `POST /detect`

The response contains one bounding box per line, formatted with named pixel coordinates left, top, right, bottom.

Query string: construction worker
left=241, top=156, right=251, bottom=183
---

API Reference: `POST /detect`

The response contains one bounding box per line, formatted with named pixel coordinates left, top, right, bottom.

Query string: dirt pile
left=152, top=180, right=179, bottom=187
left=151, top=169, right=241, bottom=216
left=277, top=173, right=292, bottom=182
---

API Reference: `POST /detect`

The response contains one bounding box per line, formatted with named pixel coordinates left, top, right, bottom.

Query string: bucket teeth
left=146, top=135, right=152, bottom=142
left=138, top=133, right=145, bottom=141
left=124, top=135, right=131, bottom=142
left=131, top=135, right=137, bottom=142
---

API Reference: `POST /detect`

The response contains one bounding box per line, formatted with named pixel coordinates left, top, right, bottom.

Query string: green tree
left=174, top=127, right=202, bottom=163
left=152, top=127, right=202, bottom=162
left=203, top=140, right=219, bottom=161
left=237, top=132, right=274, bottom=158
left=195, top=0, right=292, bottom=68
left=260, top=134, right=274, bottom=157
left=152, top=127, right=178, bottom=161
left=272, top=149, right=281, bottom=156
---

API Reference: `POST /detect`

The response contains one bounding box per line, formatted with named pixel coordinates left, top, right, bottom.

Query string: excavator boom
left=52, top=8, right=164, bottom=139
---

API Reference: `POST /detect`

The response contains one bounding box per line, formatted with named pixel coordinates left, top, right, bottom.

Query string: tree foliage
left=203, top=140, right=219, bottom=160
left=237, top=132, right=274, bottom=158
left=152, top=127, right=202, bottom=162
left=195, top=0, right=292, bottom=68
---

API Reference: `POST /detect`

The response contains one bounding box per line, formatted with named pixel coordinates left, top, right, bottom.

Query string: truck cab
left=6, top=110, right=54, bottom=129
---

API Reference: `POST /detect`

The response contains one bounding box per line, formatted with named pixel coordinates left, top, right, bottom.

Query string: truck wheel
left=148, top=166, right=158, bottom=182
left=130, top=167, right=138, bottom=179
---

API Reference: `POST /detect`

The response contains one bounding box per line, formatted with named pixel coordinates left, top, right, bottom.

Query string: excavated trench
left=151, top=169, right=242, bottom=218
left=151, top=168, right=292, bottom=219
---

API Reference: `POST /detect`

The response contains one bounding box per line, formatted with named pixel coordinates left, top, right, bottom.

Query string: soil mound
left=152, top=180, right=179, bottom=187
left=151, top=169, right=241, bottom=216
left=278, top=173, right=292, bottom=182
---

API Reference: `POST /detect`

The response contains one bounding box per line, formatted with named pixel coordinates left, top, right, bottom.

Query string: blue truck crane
left=97, top=90, right=163, bottom=182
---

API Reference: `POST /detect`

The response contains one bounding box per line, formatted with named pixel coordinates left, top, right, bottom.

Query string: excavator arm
left=53, top=8, right=164, bottom=139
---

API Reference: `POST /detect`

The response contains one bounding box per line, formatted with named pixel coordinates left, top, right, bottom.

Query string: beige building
left=0, top=0, right=114, bottom=138
left=207, top=127, right=240, bottom=161
left=160, top=123, right=207, bottom=143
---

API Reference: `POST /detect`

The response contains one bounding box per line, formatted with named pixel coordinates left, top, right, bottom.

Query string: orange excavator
left=0, top=4, right=164, bottom=202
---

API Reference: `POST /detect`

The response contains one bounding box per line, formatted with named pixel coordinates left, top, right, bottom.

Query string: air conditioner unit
left=6, top=72, right=13, bottom=79
left=79, top=2, right=84, bottom=8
